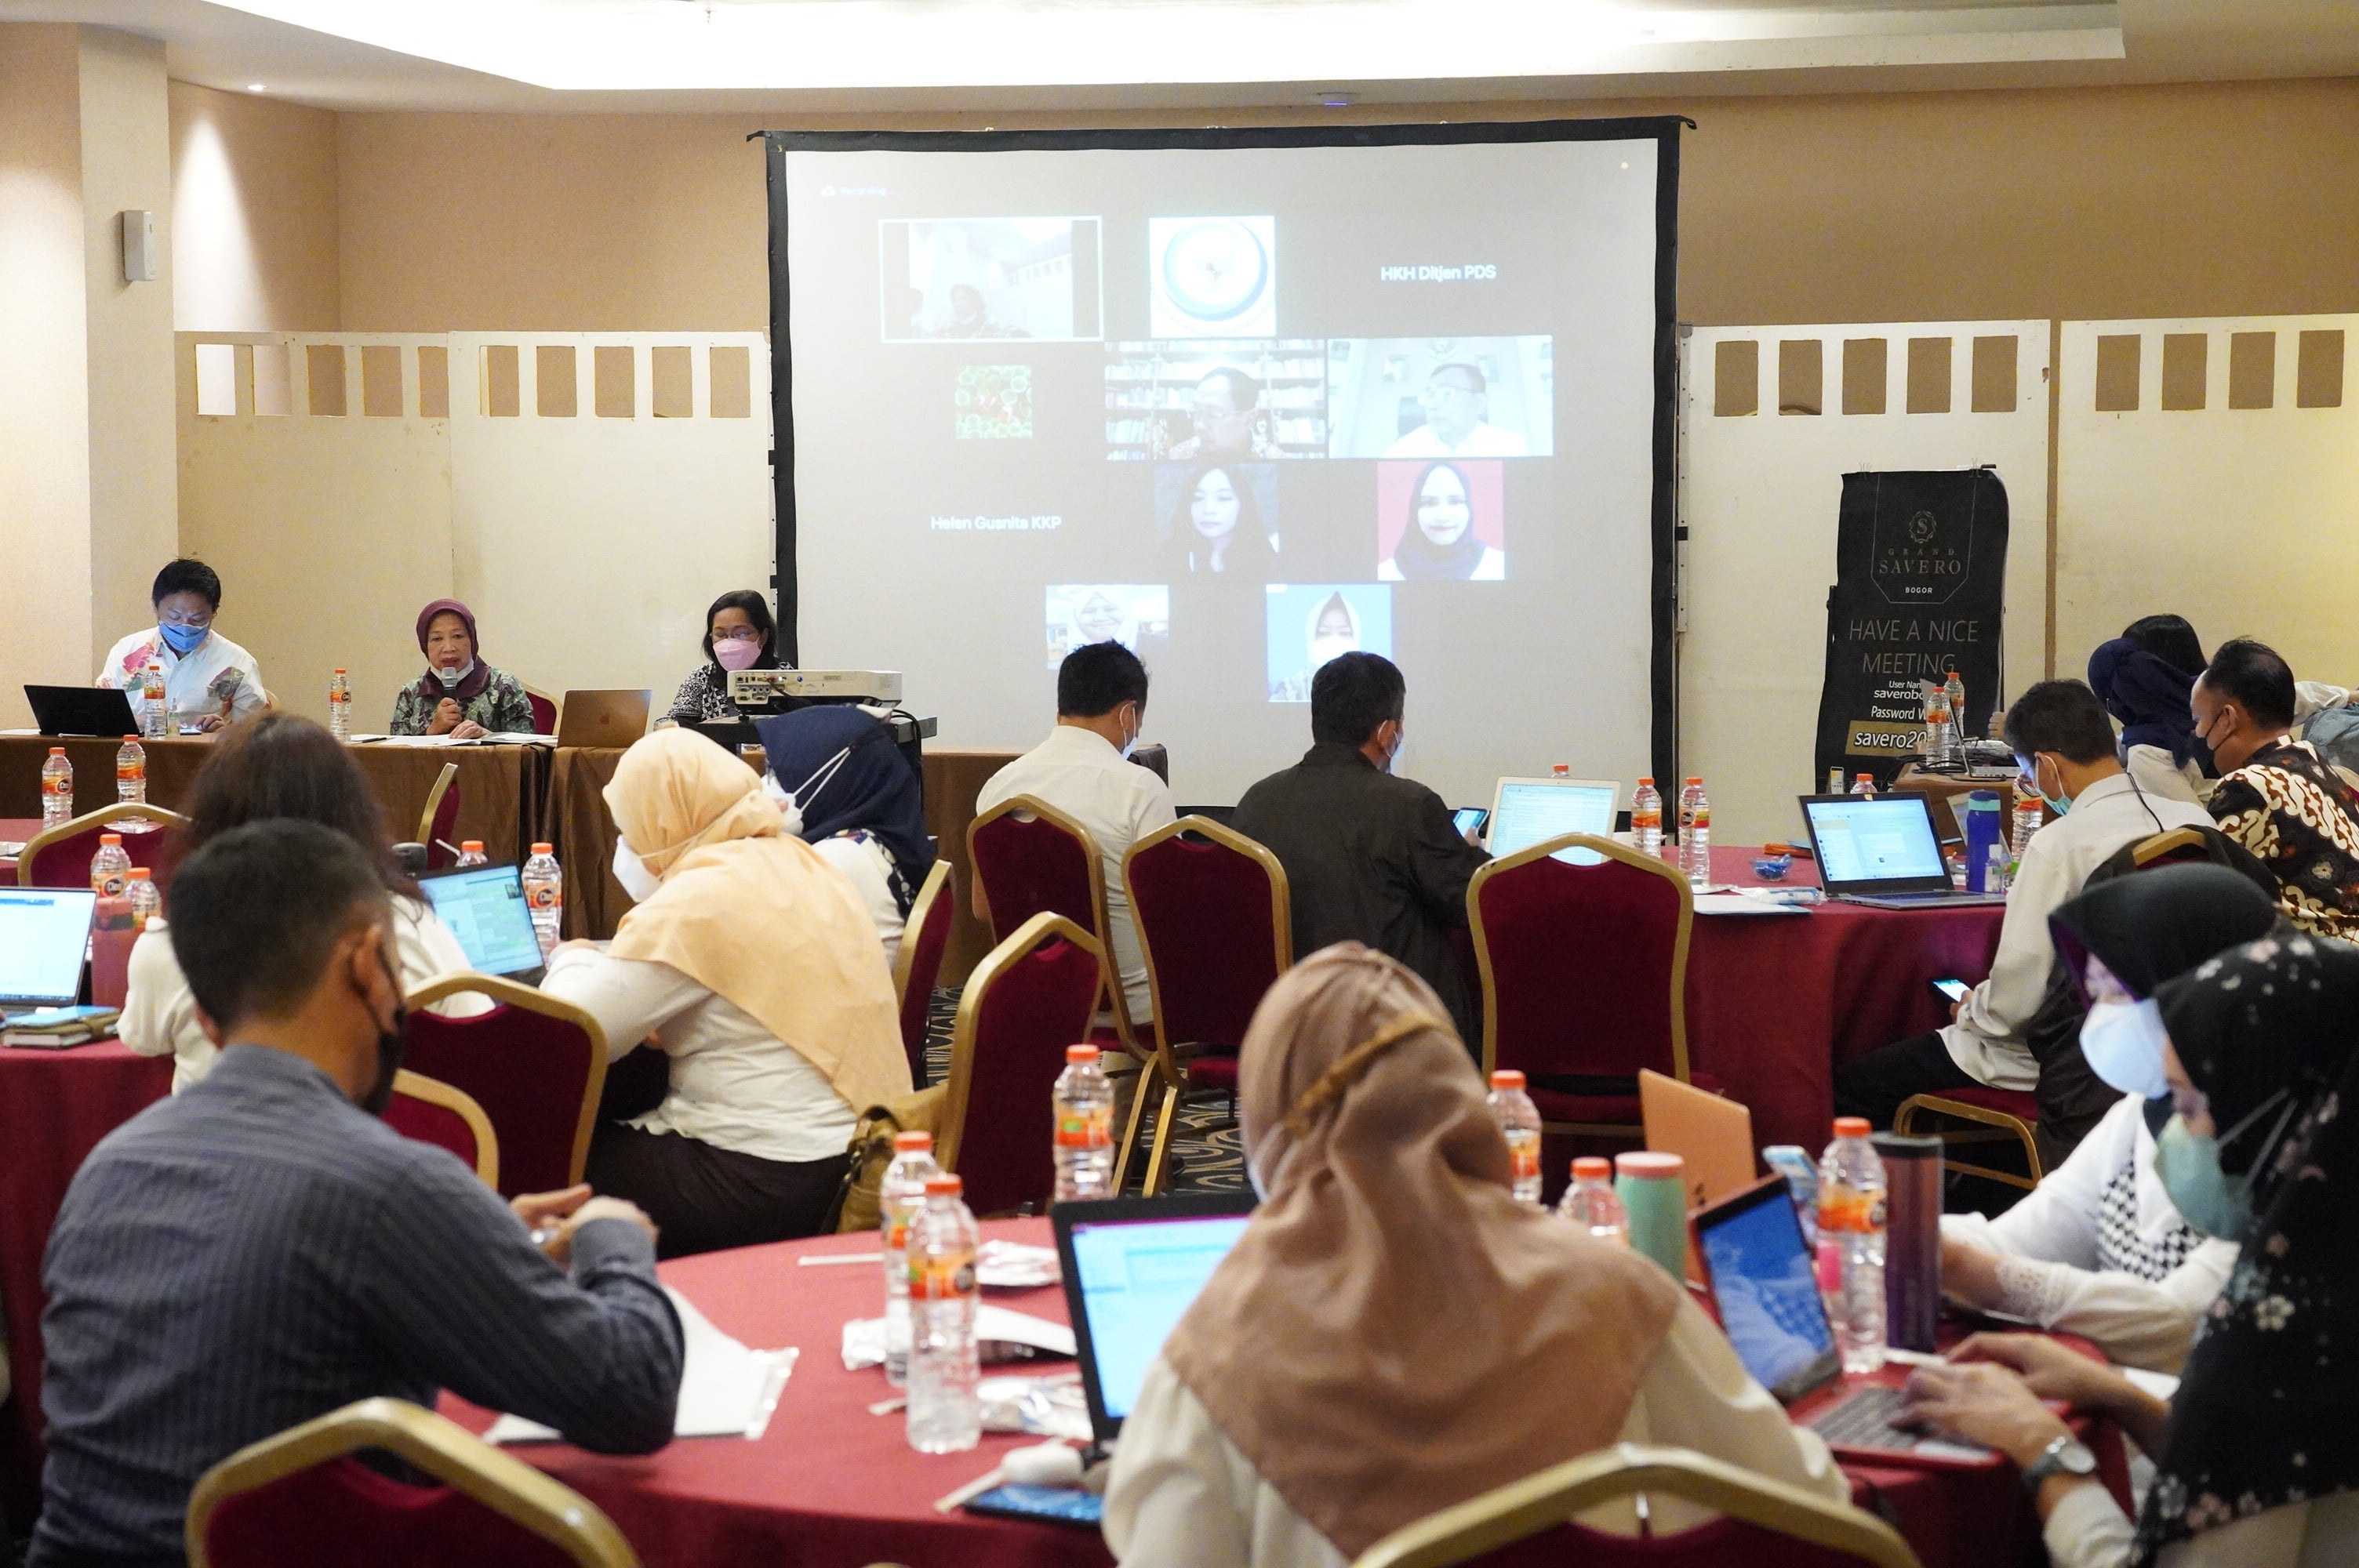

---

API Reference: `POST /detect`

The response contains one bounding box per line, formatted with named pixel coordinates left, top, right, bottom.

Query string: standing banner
left=1813, top=469, right=2008, bottom=787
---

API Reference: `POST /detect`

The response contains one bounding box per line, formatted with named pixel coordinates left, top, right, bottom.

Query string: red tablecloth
left=0, top=1040, right=173, bottom=1519
left=1688, top=848, right=2005, bottom=1154
left=449, top=1220, right=2062, bottom=1568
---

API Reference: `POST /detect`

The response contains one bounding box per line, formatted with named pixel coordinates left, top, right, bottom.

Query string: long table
left=443, top=1219, right=2079, bottom=1568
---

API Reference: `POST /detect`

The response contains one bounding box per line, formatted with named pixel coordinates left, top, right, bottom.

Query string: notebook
left=1052, top=1193, right=1256, bottom=1442
left=418, top=863, right=546, bottom=981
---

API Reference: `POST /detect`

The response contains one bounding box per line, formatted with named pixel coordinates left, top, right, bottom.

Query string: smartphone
left=1931, top=978, right=1969, bottom=1004
left=1452, top=808, right=1489, bottom=838
left=965, top=1485, right=1105, bottom=1528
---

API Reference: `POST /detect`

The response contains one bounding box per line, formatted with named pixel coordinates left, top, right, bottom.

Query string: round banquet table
left=0, top=1039, right=173, bottom=1519
left=0, top=815, right=41, bottom=877
left=1688, top=847, right=2007, bottom=1154
left=444, top=1219, right=2066, bottom=1568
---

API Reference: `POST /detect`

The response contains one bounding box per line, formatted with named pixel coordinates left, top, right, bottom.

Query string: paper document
left=1692, top=894, right=1809, bottom=916
left=841, top=1305, right=1077, bottom=1371
left=485, top=1287, right=796, bottom=1444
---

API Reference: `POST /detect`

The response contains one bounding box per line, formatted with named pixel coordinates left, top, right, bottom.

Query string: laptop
left=1052, top=1192, right=1257, bottom=1446
left=1692, top=1176, right=1999, bottom=1468
left=26, top=685, right=139, bottom=739
left=419, top=863, right=547, bottom=982
left=0, top=887, right=99, bottom=1018
left=556, top=689, right=651, bottom=750
left=1639, top=1069, right=1756, bottom=1212
left=1796, top=794, right=2007, bottom=909
left=1487, top=776, right=1620, bottom=865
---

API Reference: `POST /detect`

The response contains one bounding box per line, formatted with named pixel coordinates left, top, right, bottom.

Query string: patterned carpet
left=923, top=989, right=1245, bottom=1193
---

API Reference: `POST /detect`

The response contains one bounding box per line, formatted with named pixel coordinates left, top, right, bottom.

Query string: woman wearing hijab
left=1939, top=864, right=2278, bottom=1370
left=1165, top=463, right=1278, bottom=577
left=754, top=707, right=936, bottom=967
left=661, top=590, right=787, bottom=726
left=1900, top=934, right=2359, bottom=1566
left=1267, top=593, right=1361, bottom=703
left=1104, top=944, right=1845, bottom=1568
left=387, top=600, right=534, bottom=738
left=2088, top=626, right=2212, bottom=803
left=1377, top=461, right=1505, bottom=582
left=543, top=729, right=910, bottom=1257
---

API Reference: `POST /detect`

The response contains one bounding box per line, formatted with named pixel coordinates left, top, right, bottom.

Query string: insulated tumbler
left=1874, top=1131, right=1943, bottom=1352
left=1614, top=1151, right=1688, bottom=1281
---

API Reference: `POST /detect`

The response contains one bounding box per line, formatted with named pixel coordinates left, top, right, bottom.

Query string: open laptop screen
left=1695, top=1181, right=1839, bottom=1403
left=0, top=887, right=99, bottom=1006
left=1802, top=796, right=1947, bottom=888
left=420, top=865, right=543, bottom=978
left=1488, top=779, right=1618, bottom=862
left=1066, top=1208, right=1252, bottom=1424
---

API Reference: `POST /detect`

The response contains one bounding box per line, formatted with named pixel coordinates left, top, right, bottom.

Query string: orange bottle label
left=1055, top=1108, right=1112, bottom=1149
left=908, top=1244, right=976, bottom=1301
left=1504, top=1127, right=1540, bottom=1182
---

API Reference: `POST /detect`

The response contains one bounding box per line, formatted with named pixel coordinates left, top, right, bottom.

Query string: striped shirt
left=29, top=1045, right=683, bottom=1568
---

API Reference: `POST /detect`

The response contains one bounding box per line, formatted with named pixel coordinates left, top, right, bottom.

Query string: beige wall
left=0, top=25, right=97, bottom=728
left=169, top=82, right=340, bottom=333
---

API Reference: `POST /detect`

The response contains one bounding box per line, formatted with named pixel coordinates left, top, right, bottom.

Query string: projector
left=729, top=668, right=903, bottom=706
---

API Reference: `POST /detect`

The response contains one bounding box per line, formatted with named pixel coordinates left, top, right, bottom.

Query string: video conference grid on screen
left=787, top=133, right=1667, bottom=803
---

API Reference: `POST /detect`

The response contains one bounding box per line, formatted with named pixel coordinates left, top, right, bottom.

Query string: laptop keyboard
left=1805, top=1385, right=1926, bottom=1453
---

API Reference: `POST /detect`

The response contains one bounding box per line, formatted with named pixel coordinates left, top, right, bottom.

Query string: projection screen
left=766, top=122, right=1681, bottom=808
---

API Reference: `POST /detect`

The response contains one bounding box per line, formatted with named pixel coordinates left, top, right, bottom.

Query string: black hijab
left=2048, top=862, right=2280, bottom=1004
left=754, top=708, right=935, bottom=916
left=2088, top=637, right=2213, bottom=777
left=1388, top=461, right=1488, bottom=580
left=2137, top=936, right=2359, bottom=1563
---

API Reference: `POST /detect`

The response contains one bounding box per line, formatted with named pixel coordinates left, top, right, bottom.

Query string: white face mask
left=433, top=659, right=476, bottom=691
left=2079, top=996, right=2172, bottom=1099
left=1118, top=703, right=1140, bottom=761
left=612, top=837, right=662, bottom=904
left=1309, top=635, right=1355, bottom=670
left=760, top=772, right=806, bottom=839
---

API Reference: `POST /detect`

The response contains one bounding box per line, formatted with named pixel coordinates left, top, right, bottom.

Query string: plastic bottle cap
left=122, top=735, right=136, bottom=742
left=1637, top=775, right=1653, bottom=785
left=922, top=1174, right=963, bottom=1196
left=892, top=1131, right=933, bottom=1152
left=48, top=748, right=62, bottom=756
left=1615, top=1151, right=1683, bottom=1179
left=1833, top=1116, right=1873, bottom=1138
left=334, top=668, right=347, bottom=674
left=1684, top=776, right=1703, bottom=785
left=530, top=842, right=553, bottom=855
left=1489, top=1069, right=1526, bottom=1090
left=100, top=834, right=122, bottom=845
left=1066, top=1044, right=1100, bottom=1065
left=461, top=840, right=484, bottom=852
left=1572, top=1156, right=1612, bottom=1178
left=1856, top=774, right=1872, bottom=780
left=129, top=868, right=149, bottom=878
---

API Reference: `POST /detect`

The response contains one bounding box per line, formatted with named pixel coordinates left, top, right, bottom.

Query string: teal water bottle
left=1615, top=1151, right=1688, bottom=1279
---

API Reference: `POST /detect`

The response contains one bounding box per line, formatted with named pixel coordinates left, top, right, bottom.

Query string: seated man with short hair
left=1230, top=652, right=1488, bottom=1044
left=30, top=819, right=683, bottom=1568
left=2191, top=636, right=2359, bottom=938
left=1833, top=679, right=2209, bottom=1131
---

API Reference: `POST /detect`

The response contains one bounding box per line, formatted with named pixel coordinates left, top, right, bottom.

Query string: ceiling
left=2, top=0, right=2354, bottom=112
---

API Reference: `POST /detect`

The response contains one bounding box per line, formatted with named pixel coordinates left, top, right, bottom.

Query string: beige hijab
left=604, top=728, right=911, bottom=1116
left=1163, top=944, right=1680, bottom=1559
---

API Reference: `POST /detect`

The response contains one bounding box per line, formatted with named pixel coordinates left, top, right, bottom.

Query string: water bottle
left=521, top=843, right=562, bottom=957
left=1557, top=1156, right=1627, bottom=1243
left=1551, top=763, right=1571, bottom=779
left=140, top=661, right=166, bottom=739
left=125, top=869, right=159, bottom=932
left=1985, top=841, right=2011, bottom=896
left=1925, top=687, right=1954, bottom=767
left=1631, top=778, right=1663, bottom=858
left=454, top=840, right=489, bottom=869
left=1052, top=1045, right=1117, bottom=1204
left=1486, top=1069, right=1543, bottom=1206
left=906, top=1173, right=981, bottom=1454
left=879, top=1130, right=941, bottom=1388
left=1677, top=777, right=1710, bottom=888
left=328, top=669, right=352, bottom=740
left=1849, top=773, right=1877, bottom=798
left=1761, top=1144, right=1820, bottom=1247
left=1817, top=1117, right=1888, bottom=1375
left=2011, top=795, right=2044, bottom=862
left=1943, top=669, right=1967, bottom=758
left=90, top=833, right=132, bottom=898
left=115, top=735, right=146, bottom=806
left=40, top=747, right=73, bottom=828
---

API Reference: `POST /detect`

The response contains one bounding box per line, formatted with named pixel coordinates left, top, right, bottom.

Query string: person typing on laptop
left=1834, top=681, right=2210, bottom=1133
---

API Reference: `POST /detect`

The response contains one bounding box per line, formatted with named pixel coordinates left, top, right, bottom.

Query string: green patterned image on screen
left=954, top=365, right=1034, bottom=439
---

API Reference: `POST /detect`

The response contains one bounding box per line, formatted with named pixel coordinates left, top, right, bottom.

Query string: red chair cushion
left=383, top=1092, right=482, bottom=1175
left=952, top=935, right=1103, bottom=1217
left=1125, top=832, right=1285, bottom=1051
left=423, top=776, right=464, bottom=872
left=1478, top=854, right=1687, bottom=1080
left=204, top=1454, right=579, bottom=1568
left=970, top=810, right=1097, bottom=937
left=1183, top=1052, right=1238, bottom=1091
left=403, top=1003, right=596, bottom=1197
left=27, top=818, right=184, bottom=893
left=525, top=690, right=558, bottom=736
left=1921, top=1083, right=2041, bottom=1121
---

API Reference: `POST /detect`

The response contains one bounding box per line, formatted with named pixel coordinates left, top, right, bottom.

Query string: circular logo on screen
left=1159, top=220, right=1271, bottom=324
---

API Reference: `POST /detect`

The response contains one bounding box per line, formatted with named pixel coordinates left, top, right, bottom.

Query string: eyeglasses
left=1420, top=381, right=1481, bottom=402
left=713, top=627, right=763, bottom=643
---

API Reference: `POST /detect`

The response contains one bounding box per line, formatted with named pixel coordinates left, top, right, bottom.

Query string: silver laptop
left=1487, top=776, right=1621, bottom=865
left=0, top=887, right=99, bottom=1018
left=1797, top=794, right=2006, bottom=909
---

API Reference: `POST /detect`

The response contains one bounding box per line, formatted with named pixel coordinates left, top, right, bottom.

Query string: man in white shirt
left=96, top=558, right=267, bottom=732
left=974, top=641, right=1176, bottom=1033
left=1834, top=680, right=2210, bottom=1131
left=1382, top=361, right=1531, bottom=458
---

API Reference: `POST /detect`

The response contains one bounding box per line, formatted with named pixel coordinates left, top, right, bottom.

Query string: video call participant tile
left=1265, top=583, right=1392, bottom=703
left=1046, top=583, right=1170, bottom=670
left=879, top=218, right=1104, bottom=343
left=1103, top=340, right=1328, bottom=462
left=1327, top=336, right=1554, bottom=459
left=1376, top=460, right=1504, bottom=581
left=1154, top=462, right=1280, bottom=578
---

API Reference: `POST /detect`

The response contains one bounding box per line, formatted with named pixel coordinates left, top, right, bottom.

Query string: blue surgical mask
left=2033, top=756, right=2072, bottom=817
left=2080, top=998, right=2172, bottom=1098
left=157, top=621, right=208, bottom=656
left=2154, top=1090, right=2294, bottom=1240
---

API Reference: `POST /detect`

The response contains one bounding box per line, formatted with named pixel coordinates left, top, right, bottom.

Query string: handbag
left=827, top=1083, right=947, bottom=1234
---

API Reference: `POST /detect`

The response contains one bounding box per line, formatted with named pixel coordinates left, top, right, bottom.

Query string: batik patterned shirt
left=2207, top=738, right=2359, bottom=938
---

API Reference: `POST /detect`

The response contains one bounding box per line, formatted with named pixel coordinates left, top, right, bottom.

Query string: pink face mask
left=714, top=637, right=765, bottom=672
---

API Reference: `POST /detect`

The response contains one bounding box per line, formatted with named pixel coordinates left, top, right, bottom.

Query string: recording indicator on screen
left=1266, top=583, right=1392, bottom=702
left=1103, top=342, right=1327, bottom=462
left=1149, top=216, right=1276, bottom=339
left=879, top=218, right=1103, bottom=343
left=1048, top=584, right=1170, bottom=670
left=1377, top=459, right=1505, bottom=582
left=1327, top=336, right=1553, bottom=458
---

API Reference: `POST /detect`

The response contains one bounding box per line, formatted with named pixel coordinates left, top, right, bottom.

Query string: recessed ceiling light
left=246, top=83, right=266, bottom=92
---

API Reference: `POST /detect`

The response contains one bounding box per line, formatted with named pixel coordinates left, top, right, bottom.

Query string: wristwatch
left=2022, top=1433, right=2099, bottom=1494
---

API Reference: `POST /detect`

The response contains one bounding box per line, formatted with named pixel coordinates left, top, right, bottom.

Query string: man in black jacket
left=1233, top=653, right=1488, bottom=1044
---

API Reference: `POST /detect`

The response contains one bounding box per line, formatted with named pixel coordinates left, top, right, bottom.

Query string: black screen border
left=758, top=118, right=1685, bottom=782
